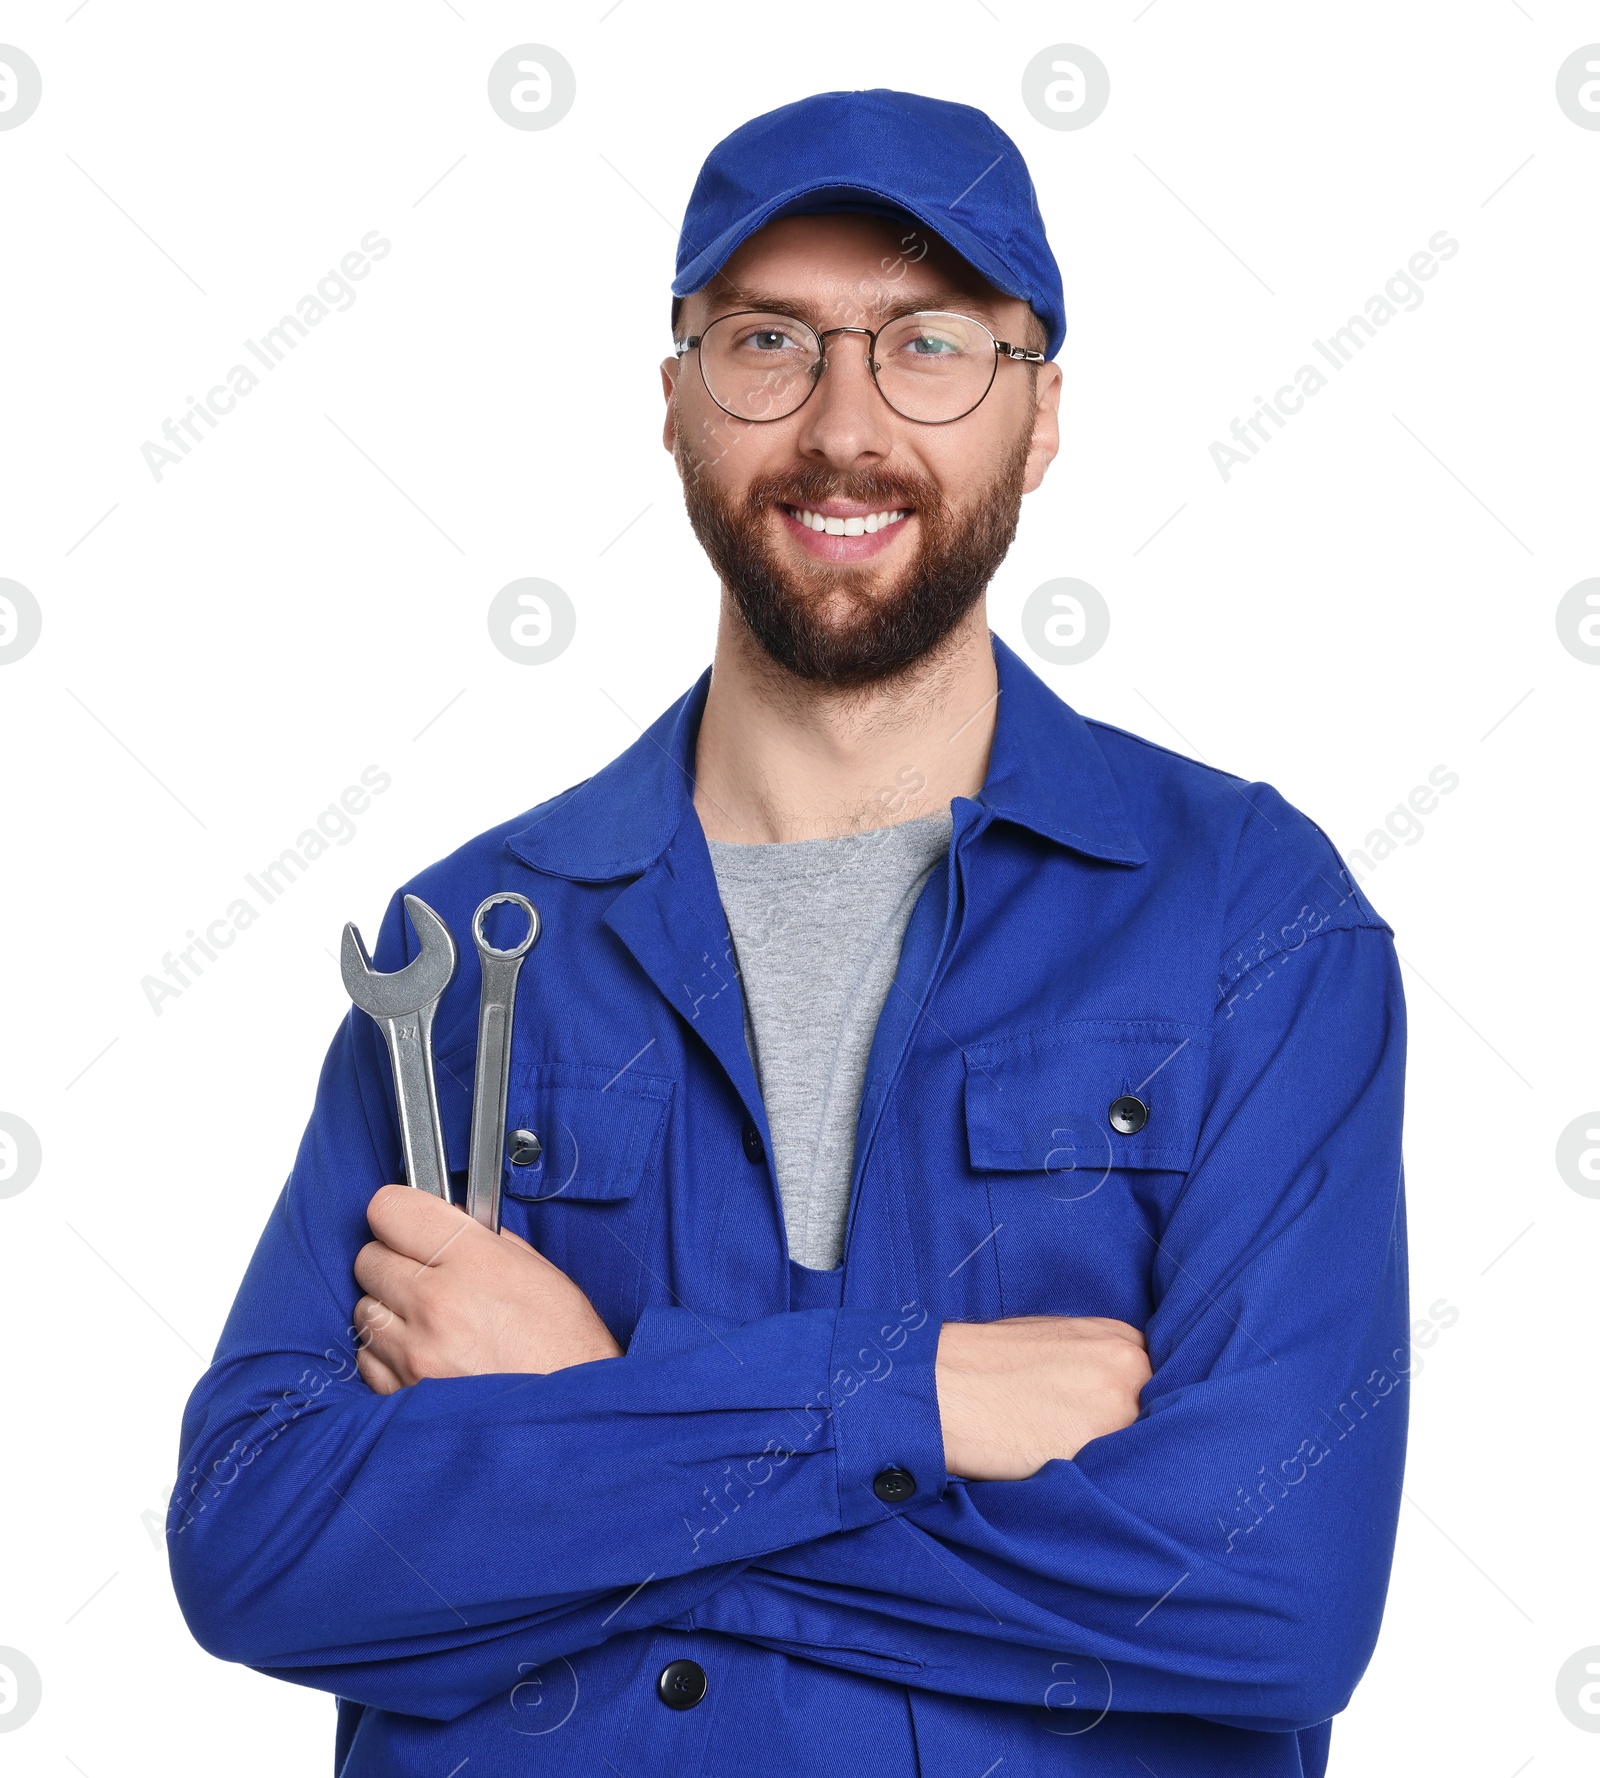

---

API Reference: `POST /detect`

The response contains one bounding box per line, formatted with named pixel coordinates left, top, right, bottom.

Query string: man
left=171, top=90, right=1408, bottom=1778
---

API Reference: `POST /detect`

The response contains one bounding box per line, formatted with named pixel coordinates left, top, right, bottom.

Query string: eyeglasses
left=673, top=309, right=1045, bottom=426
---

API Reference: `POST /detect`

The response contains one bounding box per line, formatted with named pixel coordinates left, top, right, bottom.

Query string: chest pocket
left=963, top=1019, right=1209, bottom=1189
left=498, top=1062, right=673, bottom=1203
left=960, top=1020, right=1210, bottom=1318
left=439, top=1059, right=673, bottom=1204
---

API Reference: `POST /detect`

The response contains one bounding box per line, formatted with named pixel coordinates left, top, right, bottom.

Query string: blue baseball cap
left=673, top=89, right=1066, bottom=359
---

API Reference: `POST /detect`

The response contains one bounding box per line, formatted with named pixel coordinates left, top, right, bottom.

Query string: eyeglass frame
left=673, top=308, right=1046, bottom=427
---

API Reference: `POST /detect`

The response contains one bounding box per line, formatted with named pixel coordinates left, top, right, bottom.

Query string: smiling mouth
left=779, top=503, right=912, bottom=537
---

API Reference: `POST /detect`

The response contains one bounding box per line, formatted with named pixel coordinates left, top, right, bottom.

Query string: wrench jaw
left=341, top=896, right=458, bottom=1023
left=340, top=895, right=458, bottom=1201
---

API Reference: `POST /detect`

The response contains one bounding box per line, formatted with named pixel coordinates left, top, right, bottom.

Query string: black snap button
left=657, top=1658, right=707, bottom=1710
left=872, top=1466, right=916, bottom=1504
left=1108, top=1095, right=1149, bottom=1136
left=741, top=1123, right=766, bottom=1164
left=507, top=1129, right=543, bottom=1167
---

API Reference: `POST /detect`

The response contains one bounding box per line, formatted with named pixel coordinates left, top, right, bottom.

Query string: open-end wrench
left=466, top=893, right=541, bottom=1232
left=341, top=893, right=458, bottom=1200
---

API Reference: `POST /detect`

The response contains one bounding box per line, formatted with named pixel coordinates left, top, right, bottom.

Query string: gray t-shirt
left=706, top=811, right=954, bottom=1271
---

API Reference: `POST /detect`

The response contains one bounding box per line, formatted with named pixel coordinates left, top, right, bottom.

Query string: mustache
left=745, top=467, right=939, bottom=514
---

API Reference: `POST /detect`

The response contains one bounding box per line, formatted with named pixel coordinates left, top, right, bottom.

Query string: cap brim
left=674, top=177, right=1038, bottom=325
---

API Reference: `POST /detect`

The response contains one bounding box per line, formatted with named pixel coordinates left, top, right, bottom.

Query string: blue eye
left=741, top=328, right=804, bottom=353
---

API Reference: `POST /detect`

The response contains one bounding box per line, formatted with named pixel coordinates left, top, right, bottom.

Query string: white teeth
left=789, top=506, right=908, bottom=535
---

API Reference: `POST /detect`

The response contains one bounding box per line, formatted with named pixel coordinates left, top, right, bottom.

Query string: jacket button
left=872, top=1466, right=915, bottom=1503
left=1108, top=1095, right=1148, bottom=1135
left=742, top=1123, right=766, bottom=1164
left=507, top=1129, right=543, bottom=1167
left=657, top=1658, right=707, bottom=1709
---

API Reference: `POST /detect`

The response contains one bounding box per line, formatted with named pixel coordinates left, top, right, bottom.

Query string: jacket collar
left=506, top=633, right=1147, bottom=881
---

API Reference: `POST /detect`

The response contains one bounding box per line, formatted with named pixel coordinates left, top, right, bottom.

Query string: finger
left=352, top=1293, right=407, bottom=1372
left=366, top=1183, right=475, bottom=1266
left=353, top=1239, right=427, bottom=1312
left=356, top=1343, right=406, bottom=1395
left=1080, top=1316, right=1148, bottom=1348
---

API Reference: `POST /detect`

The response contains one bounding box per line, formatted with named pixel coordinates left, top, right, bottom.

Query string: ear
left=660, top=356, right=681, bottom=454
left=1021, top=359, right=1063, bottom=496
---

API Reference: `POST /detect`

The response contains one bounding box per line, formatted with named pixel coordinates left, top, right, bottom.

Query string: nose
left=792, top=328, right=893, bottom=470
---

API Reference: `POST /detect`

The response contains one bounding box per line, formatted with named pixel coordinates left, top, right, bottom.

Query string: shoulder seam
left=1216, top=890, right=1391, bottom=1005
left=1082, top=715, right=1254, bottom=788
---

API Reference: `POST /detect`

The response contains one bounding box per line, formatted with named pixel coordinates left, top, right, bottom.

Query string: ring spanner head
left=341, top=894, right=458, bottom=1198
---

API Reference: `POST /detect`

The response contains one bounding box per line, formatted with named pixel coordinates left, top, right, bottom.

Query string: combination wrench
left=340, top=893, right=458, bottom=1200
left=466, top=893, right=541, bottom=1232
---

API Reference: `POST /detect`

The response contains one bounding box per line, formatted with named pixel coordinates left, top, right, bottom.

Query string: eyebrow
left=692, top=284, right=1008, bottom=334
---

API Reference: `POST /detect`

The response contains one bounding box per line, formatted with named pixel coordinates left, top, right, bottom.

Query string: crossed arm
left=170, top=922, right=1407, bottom=1731
left=352, top=1184, right=1153, bottom=1483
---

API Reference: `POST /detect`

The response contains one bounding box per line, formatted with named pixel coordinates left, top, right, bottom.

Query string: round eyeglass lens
left=698, top=312, right=822, bottom=422
left=872, top=312, right=998, bottom=422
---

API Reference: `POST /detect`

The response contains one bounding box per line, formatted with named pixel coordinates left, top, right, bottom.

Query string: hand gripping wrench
left=341, top=893, right=458, bottom=1200
left=466, top=893, right=541, bottom=1232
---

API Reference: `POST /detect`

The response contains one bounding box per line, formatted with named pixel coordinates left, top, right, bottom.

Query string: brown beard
left=676, top=425, right=1033, bottom=688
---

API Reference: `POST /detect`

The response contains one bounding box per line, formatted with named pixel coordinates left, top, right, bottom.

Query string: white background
left=1, top=2, right=1596, bottom=1771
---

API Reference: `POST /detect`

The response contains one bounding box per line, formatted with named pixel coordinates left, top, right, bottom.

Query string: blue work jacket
left=170, top=635, right=1409, bottom=1778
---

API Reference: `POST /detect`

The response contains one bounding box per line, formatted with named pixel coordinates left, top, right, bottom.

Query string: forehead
left=686, top=212, right=1018, bottom=329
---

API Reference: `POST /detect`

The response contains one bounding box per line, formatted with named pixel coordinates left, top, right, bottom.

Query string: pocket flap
left=441, top=1060, right=673, bottom=1202
left=963, top=1020, right=1207, bottom=1174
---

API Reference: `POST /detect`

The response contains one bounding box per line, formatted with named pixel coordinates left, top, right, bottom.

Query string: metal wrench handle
left=467, top=893, right=541, bottom=1231
left=374, top=1003, right=452, bottom=1200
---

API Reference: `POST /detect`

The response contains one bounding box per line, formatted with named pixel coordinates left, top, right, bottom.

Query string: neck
left=692, top=595, right=999, bottom=843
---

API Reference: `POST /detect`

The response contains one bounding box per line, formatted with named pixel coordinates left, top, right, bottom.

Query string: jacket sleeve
left=167, top=896, right=947, bottom=1724
left=659, top=918, right=1410, bottom=1734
